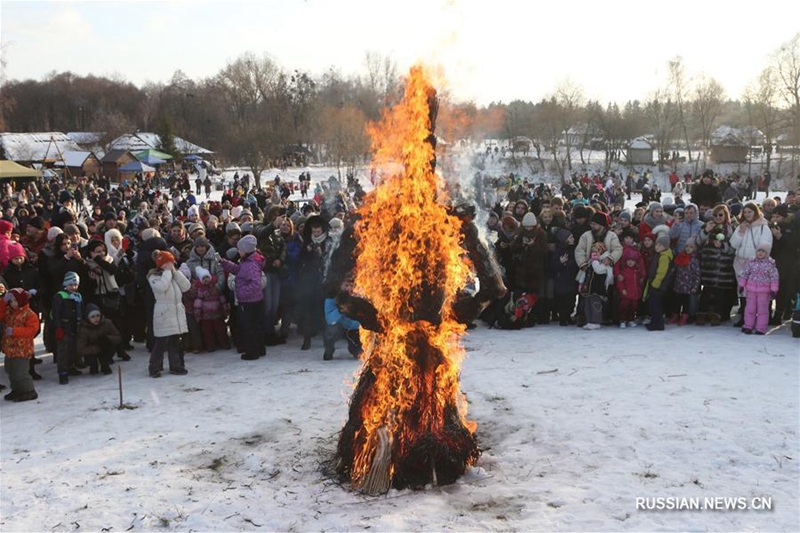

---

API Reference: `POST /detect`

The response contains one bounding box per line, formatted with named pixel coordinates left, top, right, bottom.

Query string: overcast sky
left=2, top=0, right=799, bottom=106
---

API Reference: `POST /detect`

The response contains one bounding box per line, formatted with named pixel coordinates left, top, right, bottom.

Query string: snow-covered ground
left=2, top=155, right=798, bottom=531
left=1, top=319, right=797, bottom=532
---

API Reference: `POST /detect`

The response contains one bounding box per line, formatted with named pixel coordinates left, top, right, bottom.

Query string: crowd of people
left=0, top=166, right=797, bottom=404
left=477, top=169, right=799, bottom=338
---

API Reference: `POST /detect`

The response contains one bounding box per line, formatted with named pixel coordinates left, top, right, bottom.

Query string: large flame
left=346, top=66, right=477, bottom=489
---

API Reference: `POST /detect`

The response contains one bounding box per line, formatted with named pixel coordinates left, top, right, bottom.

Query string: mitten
left=28, top=288, right=37, bottom=297
left=55, top=327, right=65, bottom=341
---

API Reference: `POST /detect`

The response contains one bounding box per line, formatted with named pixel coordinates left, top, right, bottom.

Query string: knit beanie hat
left=63, top=271, right=80, bottom=287
left=521, top=212, right=538, bottom=228
left=648, top=202, right=663, bottom=214
left=0, top=220, right=13, bottom=234
left=225, top=222, right=242, bottom=235
left=8, top=242, right=26, bottom=260
left=237, top=234, right=257, bottom=255
left=47, top=226, right=63, bottom=242
left=141, top=228, right=161, bottom=241
left=187, top=205, right=200, bottom=217
left=195, top=266, right=211, bottom=280
left=85, top=303, right=102, bottom=319
left=591, top=211, right=609, bottom=228
left=756, top=242, right=772, bottom=254
left=231, top=206, right=243, bottom=220
left=187, top=222, right=205, bottom=236
left=4, top=288, right=30, bottom=308
left=153, top=250, right=175, bottom=269
left=193, top=236, right=210, bottom=249
left=618, top=210, right=632, bottom=222
left=655, top=234, right=671, bottom=249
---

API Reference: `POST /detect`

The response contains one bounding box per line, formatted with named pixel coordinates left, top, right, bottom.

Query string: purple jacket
left=221, top=251, right=265, bottom=303
left=739, top=256, right=779, bottom=294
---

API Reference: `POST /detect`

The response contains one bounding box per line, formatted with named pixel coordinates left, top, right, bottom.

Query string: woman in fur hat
left=638, top=202, right=670, bottom=239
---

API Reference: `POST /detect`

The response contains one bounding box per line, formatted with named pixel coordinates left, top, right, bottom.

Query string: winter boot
left=59, top=373, right=69, bottom=385
left=29, top=359, right=42, bottom=380
left=323, top=347, right=334, bottom=361
left=694, top=312, right=706, bottom=326
left=679, top=313, right=690, bottom=326
left=301, top=336, right=311, bottom=350
left=13, top=391, right=38, bottom=402
left=733, top=297, right=746, bottom=327
left=667, top=313, right=680, bottom=325
left=4, top=390, right=19, bottom=401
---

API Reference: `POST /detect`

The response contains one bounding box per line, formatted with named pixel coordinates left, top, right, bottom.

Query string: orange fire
left=340, top=66, right=479, bottom=492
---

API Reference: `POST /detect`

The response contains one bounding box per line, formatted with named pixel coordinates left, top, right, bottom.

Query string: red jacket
left=0, top=299, right=40, bottom=359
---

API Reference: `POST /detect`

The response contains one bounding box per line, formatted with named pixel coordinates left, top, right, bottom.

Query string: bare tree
left=552, top=80, right=585, bottom=176
left=318, top=105, right=369, bottom=178
left=214, top=53, right=288, bottom=188
left=668, top=56, right=693, bottom=162
left=743, top=67, right=783, bottom=177
left=772, top=32, right=800, bottom=181
left=644, top=89, right=679, bottom=172
left=691, top=75, right=726, bottom=173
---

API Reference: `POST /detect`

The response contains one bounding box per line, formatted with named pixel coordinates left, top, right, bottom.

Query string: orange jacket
left=0, top=299, right=40, bottom=359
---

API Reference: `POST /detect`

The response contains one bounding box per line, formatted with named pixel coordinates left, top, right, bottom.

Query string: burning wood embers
left=334, top=67, right=480, bottom=495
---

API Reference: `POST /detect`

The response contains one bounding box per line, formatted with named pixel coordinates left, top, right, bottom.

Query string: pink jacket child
left=738, top=243, right=780, bottom=335
left=613, top=245, right=647, bottom=326
left=190, top=267, right=230, bottom=351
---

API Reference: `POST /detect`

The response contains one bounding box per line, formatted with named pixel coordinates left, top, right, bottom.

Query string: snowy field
left=2, top=156, right=799, bottom=531
left=1, top=320, right=797, bottom=532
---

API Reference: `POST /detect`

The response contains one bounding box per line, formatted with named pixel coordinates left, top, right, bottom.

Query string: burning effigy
left=334, top=67, right=483, bottom=495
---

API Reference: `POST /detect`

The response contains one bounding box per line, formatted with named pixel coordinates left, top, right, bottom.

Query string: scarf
left=674, top=251, right=693, bottom=267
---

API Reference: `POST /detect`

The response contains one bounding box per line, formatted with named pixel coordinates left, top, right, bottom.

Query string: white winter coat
left=148, top=268, right=191, bottom=337
left=729, top=217, right=772, bottom=279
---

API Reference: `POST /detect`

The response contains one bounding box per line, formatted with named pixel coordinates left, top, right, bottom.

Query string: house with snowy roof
left=626, top=137, right=654, bottom=165
left=101, top=149, right=138, bottom=182
left=54, top=151, right=102, bottom=178
left=710, top=132, right=749, bottom=164
left=107, top=132, right=213, bottom=157
left=0, top=132, right=81, bottom=165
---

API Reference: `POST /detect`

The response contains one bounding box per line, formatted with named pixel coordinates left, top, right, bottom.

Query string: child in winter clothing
left=77, top=304, right=121, bottom=375
left=0, top=289, right=40, bottom=402
left=670, top=238, right=701, bottom=325
left=2, top=242, right=43, bottom=379
left=148, top=250, right=191, bottom=377
left=613, top=245, right=646, bottom=327
left=323, top=276, right=363, bottom=360
left=52, top=271, right=83, bottom=384
left=220, top=235, right=265, bottom=361
left=645, top=234, right=675, bottom=331
left=738, top=243, right=780, bottom=335
left=189, top=267, right=230, bottom=352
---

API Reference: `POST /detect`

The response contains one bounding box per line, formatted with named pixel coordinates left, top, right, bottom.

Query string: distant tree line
left=1, top=34, right=798, bottom=183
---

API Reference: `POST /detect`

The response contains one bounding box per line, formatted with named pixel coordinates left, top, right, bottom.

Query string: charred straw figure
left=334, top=70, right=480, bottom=495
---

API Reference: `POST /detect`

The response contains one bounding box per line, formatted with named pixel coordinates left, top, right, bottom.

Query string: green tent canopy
left=134, top=148, right=173, bottom=161
left=0, top=160, right=42, bottom=180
